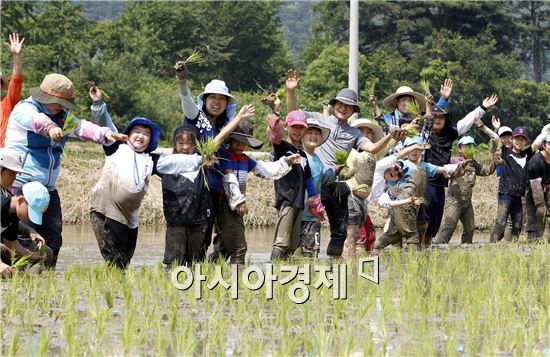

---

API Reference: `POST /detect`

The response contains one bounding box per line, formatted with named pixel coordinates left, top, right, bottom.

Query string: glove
left=306, top=195, right=326, bottom=222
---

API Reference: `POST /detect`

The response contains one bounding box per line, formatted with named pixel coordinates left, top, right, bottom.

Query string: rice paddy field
left=2, top=143, right=548, bottom=355
left=1, top=245, right=549, bottom=355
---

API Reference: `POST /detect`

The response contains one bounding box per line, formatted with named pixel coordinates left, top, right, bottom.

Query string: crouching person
left=1, top=181, right=53, bottom=274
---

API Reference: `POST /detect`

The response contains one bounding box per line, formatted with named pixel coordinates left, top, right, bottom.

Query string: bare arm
left=6, top=33, right=24, bottom=76
left=212, top=105, right=255, bottom=147
left=285, top=69, right=299, bottom=112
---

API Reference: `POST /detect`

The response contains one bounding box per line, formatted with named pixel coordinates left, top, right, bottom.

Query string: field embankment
left=58, top=142, right=500, bottom=228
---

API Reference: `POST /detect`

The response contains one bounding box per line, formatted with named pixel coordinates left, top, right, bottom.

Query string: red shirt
left=0, top=73, right=24, bottom=147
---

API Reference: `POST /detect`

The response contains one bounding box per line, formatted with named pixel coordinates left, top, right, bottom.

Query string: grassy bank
left=2, top=247, right=549, bottom=355
left=58, top=142, right=500, bottom=228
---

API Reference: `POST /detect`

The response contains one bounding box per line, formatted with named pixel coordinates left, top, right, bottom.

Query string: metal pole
left=349, top=0, right=359, bottom=94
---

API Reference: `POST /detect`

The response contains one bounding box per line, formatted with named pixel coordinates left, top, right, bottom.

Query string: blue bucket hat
left=122, top=116, right=161, bottom=153
left=458, top=136, right=476, bottom=146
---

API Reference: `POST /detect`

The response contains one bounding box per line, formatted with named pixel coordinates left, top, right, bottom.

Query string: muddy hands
left=285, top=69, right=300, bottom=90
left=174, top=61, right=188, bottom=81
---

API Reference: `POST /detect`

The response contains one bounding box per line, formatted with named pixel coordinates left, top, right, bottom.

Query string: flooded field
left=2, top=227, right=548, bottom=356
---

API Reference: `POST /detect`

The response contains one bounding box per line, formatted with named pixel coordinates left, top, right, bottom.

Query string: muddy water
left=57, top=224, right=491, bottom=270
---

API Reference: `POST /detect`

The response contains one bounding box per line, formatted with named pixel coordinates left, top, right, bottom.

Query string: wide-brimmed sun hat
left=0, top=148, right=32, bottom=176
left=305, top=118, right=330, bottom=145
left=228, top=121, right=264, bottom=150
left=198, top=79, right=238, bottom=105
left=351, top=118, right=383, bottom=143
left=329, top=88, right=360, bottom=113
left=29, top=73, right=78, bottom=110
left=383, top=86, right=426, bottom=112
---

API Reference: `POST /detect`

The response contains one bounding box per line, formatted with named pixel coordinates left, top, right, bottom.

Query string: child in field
left=300, top=118, right=331, bottom=257
left=90, top=116, right=159, bottom=268
left=158, top=105, right=255, bottom=266
left=207, top=120, right=301, bottom=265
left=1, top=149, right=52, bottom=275
left=490, top=126, right=548, bottom=242
left=373, top=136, right=454, bottom=250
left=266, top=110, right=325, bottom=260
left=434, top=134, right=498, bottom=244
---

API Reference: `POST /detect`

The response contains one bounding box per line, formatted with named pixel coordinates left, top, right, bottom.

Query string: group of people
left=1, top=32, right=549, bottom=276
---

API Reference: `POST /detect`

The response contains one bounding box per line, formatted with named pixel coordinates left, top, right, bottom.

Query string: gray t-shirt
left=304, top=112, right=370, bottom=171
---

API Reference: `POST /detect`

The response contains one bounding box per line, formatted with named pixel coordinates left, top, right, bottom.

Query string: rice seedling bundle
left=334, top=150, right=349, bottom=166
left=404, top=99, right=421, bottom=119
left=62, top=113, right=79, bottom=136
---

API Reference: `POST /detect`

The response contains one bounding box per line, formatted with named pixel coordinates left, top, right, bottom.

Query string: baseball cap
left=285, top=110, right=308, bottom=128
left=498, top=126, right=513, bottom=137
left=22, top=182, right=50, bottom=225
left=458, top=136, right=476, bottom=146
left=512, top=127, right=529, bottom=139
left=0, top=149, right=32, bottom=175
left=403, top=135, right=424, bottom=147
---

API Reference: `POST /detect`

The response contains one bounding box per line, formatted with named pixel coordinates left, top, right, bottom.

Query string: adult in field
left=174, top=61, right=237, bottom=260
left=285, top=70, right=393, bottom=257
left=4, top=73, right=126, bottom=268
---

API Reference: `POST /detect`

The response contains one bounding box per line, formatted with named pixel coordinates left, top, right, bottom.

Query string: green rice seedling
left=38, top=327, right=50, bottom=357
left=10, top=250, right=30, bottom=269
left=176, top=49, right=204, bottom=66
left=196, top=137, right=220, bottom=190
left=62, top=113, right=79, bottom=137
left=8, top=327, right=21, bottom=357
left=404, top=98, right=421, bottom=119
left=334, top=150, right=349, bottom=166
left=464, top=146, right=475, bottom=159
left=406, top=127, right=419, bottom=138
left=420, top=79, right=434, bottom=104
left=102, top=288, right=113, bottom=309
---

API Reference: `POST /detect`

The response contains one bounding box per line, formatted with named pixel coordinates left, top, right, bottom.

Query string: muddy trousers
left=300, top=220, right=321, bottom=257
left=490, top=194, right=523, bottom=242
left=271, top=206, right=302, bottom=260
left=424, top=184, right=445, bottom=239
left=163, top=225, right=207, bottom=266
left=211, top=200, right=247, bottom=265
left=321, top=181, right=350, bottom=257
left=199, top=191, right=221, bottom=261
left=90, top=211, right=138, bottom=269
left=374, top=204, right=420, bottom=250
left=523, top=195, right=544, bottom=240
left=12, top=187, right=61, bottom=269
left=434, top=197, right=475, bottom=244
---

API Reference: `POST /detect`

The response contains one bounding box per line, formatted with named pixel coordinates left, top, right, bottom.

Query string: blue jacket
left=5, top=97, right=112, bottom=190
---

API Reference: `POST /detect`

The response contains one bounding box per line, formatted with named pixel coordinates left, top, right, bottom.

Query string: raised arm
left=211, top=104, right=255, bottom=147
left=174, top=61, right=200, bottom=120
left=89, top=85, right=118, bottom=133
left=285, top=69, right=299, bottom=112
left=457, top=95, right=498, bottom=135
left=6, top=33, right=24, bottom=76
